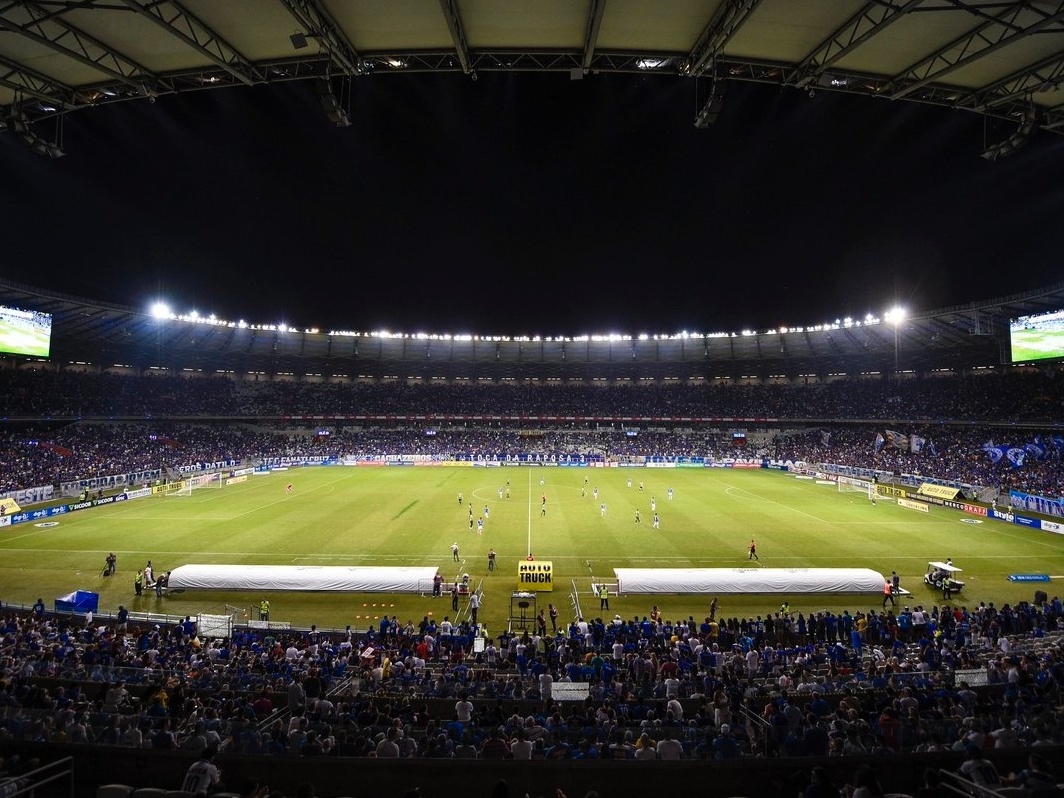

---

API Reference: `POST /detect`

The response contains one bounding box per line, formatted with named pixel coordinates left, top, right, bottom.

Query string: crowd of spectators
left=2, top=367, right=1063, bottom=421
left=2, top=419, right=1063, bottom=501
left=1, top=594, right=1063, bottom=769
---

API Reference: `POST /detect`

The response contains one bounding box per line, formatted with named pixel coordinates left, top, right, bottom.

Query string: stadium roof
left=3, top=277, right=1063, bottom=380
left=2, top=0, right=1064, bottom=139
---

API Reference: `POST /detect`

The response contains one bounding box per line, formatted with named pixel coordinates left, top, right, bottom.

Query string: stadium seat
left=131, top=789, right=168, bottom=798
left=164, top=791, right=197, bottom=798
left=96, top=786, right=134, bottom=798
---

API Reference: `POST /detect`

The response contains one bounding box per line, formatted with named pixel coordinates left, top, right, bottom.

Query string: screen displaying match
left=0, top=304, right=52, bottom=358
left=1010, top=308, right=1064, bottom=363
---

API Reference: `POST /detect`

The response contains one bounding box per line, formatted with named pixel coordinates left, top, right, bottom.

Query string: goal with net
left=837, top=476, right=878, bottom=501
left=164, top=472, right=222, bottom=497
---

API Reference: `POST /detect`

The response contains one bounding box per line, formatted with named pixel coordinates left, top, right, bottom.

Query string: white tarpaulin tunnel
left=167, top=564, right=439, bottom=593
left=613, top=568, right=886, bottom=595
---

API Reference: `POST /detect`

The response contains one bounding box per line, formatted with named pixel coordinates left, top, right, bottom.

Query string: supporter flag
left=820, top=430, right=831, bottom=447
left=1006, top=447, right=1026, bottom=468
left=927, top=439, right=937, bottom=456
left=1024, top=438, right=1047, bottom=461
left=910, top=435, right=925, bottom=454
left=884, top=430, right=908, bottom=451
left=1052, top=433, right=1064, bottom=450
left=983, top=443, right=1009, bottom=464
left=874, top=433, right=884, bottom=453
left=149, top=434, right=182, bottom=448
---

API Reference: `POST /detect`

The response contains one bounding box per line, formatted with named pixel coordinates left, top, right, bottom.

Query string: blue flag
left=1025, top=440, right=1047, bottom=461
left=985, top=444, right=1009, bottom=465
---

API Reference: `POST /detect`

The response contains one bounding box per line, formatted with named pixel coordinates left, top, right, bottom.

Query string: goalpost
left=164, top=472, right=222, bottom=497
left=837, top=475, right=879, bottom=502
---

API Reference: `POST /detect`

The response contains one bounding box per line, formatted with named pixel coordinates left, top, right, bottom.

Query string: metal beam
left=965, top=50, right=1064, bottom=111
left=0, top=2, right=155, bottom=90
left=118, top=0, right=259, bottom=87
left=890, top=1, right=1064, bottom=100
left=581, top=0, right=607, bottom=73
left=276, top=0, right=362, bottom=77
left=0, top=53, right=77, bottom=109
left=438, top=0, right=472, bottom=75
left=795, top=0, right=922, bottom=89
left=686, top=0, right=763, bottom=77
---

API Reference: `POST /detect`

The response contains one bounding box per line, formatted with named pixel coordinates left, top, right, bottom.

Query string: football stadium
left=4, top=3, right=1064, bottom=798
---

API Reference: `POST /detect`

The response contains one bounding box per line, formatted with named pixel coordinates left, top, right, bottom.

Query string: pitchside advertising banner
left=517, top=560, right=554, bottom=591
left=919, top=483, right=961, bottom=500
left=7, top=493, right=128, bottom=525
left=989, top=507, right=1043, bottom=530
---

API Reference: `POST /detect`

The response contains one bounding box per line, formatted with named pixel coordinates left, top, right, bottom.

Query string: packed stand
left=1, top=595, right=1063, bottom=764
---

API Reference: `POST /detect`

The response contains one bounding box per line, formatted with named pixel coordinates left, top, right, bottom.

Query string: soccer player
left=497, top=486, right=503, bottom=499
left=476, top=517, right=484, bottom=535
left=748, top=539, right=759, bottom=561
left=593, top=487, right=599, bottom=500
left=600, top=502, right=607, bottom=517
left=452, top=542, right=460, bottom=562
left=653, top=513, right=660, bottom=529
left=667, top=487, right=674, bottom=500
left=286, top=483, right=293, bottom=494
left=634, top=509, right=641, bottom=523
left=650, top=496, right=656, bottom=512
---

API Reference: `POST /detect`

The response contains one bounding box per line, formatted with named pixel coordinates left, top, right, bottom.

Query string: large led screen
left=1010, top=308, right=1064, bottom=363
left=0, top=305, right=52, bottom=358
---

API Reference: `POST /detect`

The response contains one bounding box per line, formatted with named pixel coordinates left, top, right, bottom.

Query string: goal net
left=165, top=473, right=222, bottom=497
left=189, top=472, right=222, bottom=489
left=197, top=612, right=233, bottom=639
left=838, top=476, right=875, bottom=499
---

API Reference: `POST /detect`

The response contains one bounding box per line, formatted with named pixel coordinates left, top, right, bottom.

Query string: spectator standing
left=181, top=747, right=222, bottom=794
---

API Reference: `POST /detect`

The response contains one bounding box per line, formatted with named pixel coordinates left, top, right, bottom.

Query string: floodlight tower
left=884, top=307, right=906, bottom=377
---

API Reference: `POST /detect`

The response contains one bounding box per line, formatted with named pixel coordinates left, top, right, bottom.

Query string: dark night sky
left=2, top=72, right=1063, bottom=337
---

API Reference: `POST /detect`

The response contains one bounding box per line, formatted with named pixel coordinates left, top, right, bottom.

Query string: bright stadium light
left=150, top=301, right=171, bottom=319
left=885, top=307, right=906, bottom=375
left=884, top=307, right=906, bottom=326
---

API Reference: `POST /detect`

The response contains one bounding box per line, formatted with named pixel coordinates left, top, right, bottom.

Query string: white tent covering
left=166, top=564, right=439, bottom=593
left=614, top=567, right=885, bottom=595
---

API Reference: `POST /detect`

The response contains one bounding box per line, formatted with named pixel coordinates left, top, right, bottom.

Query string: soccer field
left=3, top=466, right=1062, bottom=632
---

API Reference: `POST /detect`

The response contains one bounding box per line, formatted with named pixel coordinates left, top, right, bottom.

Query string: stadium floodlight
left=885, top=307, right=906, bottom=374
left=150, top=301, right=171, bottom=319
left=317, top=78, right=350, bottom=127
left=8, top=105, right=65, bottom=158
left=884, top=307, right=906, bottom=325
left=980, top=116, right=1038, bottom=161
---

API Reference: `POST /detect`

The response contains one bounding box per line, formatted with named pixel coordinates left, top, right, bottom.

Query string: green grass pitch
left=2, top=467, right=1062, bottom=632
